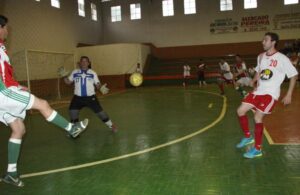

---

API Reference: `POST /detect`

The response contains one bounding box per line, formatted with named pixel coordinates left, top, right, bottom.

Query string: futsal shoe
left=69, top=119, right=89, bottom=138
left=111, top=124, right=118, bottom=133
left=1, top=174, right=24, bottom=187
left=76, top=120, right=89, bottom=129
left=236, top=136, right=254, bottom=148
left=243, top=147, right=262, bottom=159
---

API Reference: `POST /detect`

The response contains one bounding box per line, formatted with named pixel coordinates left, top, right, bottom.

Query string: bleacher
left=142, top=55, right=257, bottom=86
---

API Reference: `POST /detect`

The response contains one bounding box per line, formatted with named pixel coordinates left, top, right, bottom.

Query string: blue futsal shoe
left=243, top=147, right=262, bottom=159
left=236, top=136, right=254, bottom=148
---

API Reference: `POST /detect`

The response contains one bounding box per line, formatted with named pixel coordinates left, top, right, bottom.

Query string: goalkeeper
left=62, top=56, right=117, bottom=133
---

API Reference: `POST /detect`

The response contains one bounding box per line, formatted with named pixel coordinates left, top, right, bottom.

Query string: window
left=91, top=3, right=97, bottom=21
left=162, top=0, right=174, bottom=16
left=184, top=0, right=196, bottom=15
left=220, top=0, right=233, bottom=11
left=51, top=0, right=60, bottom=8
left=244, top=0, right=257, bottom=9
left=130, top=3, right=141, bottom=20
left=284, top=0, right=299, bottom=4
left=111, top=6, right=121, bottom=22
left=78, top=0, right=85, bottom=17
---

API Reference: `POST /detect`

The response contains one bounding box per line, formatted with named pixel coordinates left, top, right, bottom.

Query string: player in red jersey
left=0, top=15, right=88, bottom=187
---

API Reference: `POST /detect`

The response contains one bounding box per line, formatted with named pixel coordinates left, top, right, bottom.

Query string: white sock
left=7, top=164, right=17, bottom=173
left=105, top=120, right=113, bottom=128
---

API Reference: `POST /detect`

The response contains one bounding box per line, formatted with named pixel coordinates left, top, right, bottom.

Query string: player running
left=217, top=58, right=234, bottom=95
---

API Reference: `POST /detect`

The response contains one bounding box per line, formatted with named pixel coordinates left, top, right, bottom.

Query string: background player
left=233, top=55, right=252, bottom=96
left=183, top=63, right=191, bottom=87
left=236, top=32, right=298, bottom=158
left=217, top=58, right=234, bottom=95
left=197, top=59, right=207, bottom=87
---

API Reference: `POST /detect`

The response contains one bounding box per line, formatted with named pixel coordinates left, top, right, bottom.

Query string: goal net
left=11, top=49, right=76, bottom=101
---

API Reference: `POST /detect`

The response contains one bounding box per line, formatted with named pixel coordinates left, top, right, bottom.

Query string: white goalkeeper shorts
left=0, top=86, right=35, bottom=126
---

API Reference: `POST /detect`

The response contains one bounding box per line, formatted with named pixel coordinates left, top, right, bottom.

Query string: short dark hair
left=0, top=15, right=8, bottom=28
left=80, top=56, right=91, bottom=68
left=265, top=32, right=279, bottom=47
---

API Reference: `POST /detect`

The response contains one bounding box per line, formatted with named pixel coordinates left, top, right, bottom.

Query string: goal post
left=11, top=49, right=76, bottom=101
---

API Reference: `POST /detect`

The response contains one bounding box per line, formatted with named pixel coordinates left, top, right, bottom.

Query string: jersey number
left=269, top=59, right=277, bottom=67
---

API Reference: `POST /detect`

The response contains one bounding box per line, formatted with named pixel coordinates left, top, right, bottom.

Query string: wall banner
left=210, top=18, right=239, bottom=34
left=240, top=15, right=270, bottom=32
left=273, top=12, right=300, bottom=30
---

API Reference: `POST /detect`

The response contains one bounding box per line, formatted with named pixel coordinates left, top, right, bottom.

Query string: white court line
left=290, top=177, right=300, bottom=179
left=264, top=128, right=274, bottom=145
left=264, top=128, right=300, bottom=145
left=19, top=92, right=227, bottom=179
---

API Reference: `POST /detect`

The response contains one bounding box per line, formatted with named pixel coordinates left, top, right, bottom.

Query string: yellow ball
left=129, top=72, right=143, bottom=87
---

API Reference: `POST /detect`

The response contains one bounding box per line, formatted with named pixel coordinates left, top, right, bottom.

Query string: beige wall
left=1, top=0, right=102, bottom=54
left=101, top=0, right=300, bottom=47
left=76, top=43, right=151, bottom=75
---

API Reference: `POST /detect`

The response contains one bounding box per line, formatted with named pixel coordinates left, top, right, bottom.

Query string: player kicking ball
left=236, top=32, right=298, bottom=159
left=0, top=15, right=88, bottom=187
left=61, top=56, right=117, bottom=134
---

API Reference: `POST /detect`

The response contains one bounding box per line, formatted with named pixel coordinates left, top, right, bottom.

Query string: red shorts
left=242, top=93, right=277, bottom=114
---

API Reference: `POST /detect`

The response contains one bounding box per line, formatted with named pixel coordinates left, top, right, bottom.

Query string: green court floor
left=0, top=86, right=299, bottom=194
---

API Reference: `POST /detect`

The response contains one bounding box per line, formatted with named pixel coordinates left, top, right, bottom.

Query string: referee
left=64, top=56, right=117, bottom=133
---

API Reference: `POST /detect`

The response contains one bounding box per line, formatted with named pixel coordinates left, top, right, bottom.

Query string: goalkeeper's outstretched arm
left=64, top=77, right=73, bottom=85
left=96, top=82, right=109, bottom=95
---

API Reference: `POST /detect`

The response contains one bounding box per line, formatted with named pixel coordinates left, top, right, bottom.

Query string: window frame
left=130, top=3, right=141, bottom=20
left=111, top=5, right=122, bottom=22
left=284, top=0, right=299, bottom=5
left=244, top=0, right=257, bottom=9
left=184, top=0, right=196, bottom=15
left=162, top=0, right=174, bottom=17
left=220, top=0, right=233, bottom=11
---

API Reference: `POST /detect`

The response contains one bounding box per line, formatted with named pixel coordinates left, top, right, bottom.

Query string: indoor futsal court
left=0, top=86, right=300, bottom=194
left=1, top=0, right=300, bottom=194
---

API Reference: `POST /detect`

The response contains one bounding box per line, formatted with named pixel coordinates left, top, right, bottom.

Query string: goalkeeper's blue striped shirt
left=68, top=69, right=100, bottom=96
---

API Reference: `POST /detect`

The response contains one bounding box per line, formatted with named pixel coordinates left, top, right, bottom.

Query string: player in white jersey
left=236, top=32, right=298, bottom=159
left=64, top=56, right=117, bottom=134
left=217, top=58, right=234, bottom=95
left=0, top=15, right=88, bottom=187
left=233, top=55, right=251, bottom=96
left=136, top=63, right=143, bottom=74
left=183, top=64, right=191, bottom=87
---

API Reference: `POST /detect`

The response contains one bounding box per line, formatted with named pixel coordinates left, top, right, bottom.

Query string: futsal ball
left=129, top=72, right=143, bottom=87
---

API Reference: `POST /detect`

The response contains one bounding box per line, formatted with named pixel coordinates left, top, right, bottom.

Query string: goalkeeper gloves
left=57, top=66, right=69, bottom=77
left=100, top=83, right=109, bottom=95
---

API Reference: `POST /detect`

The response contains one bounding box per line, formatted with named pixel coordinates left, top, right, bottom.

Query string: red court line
left=144, top=72, right=220, bottom=80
